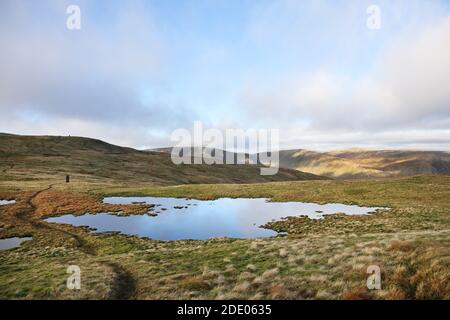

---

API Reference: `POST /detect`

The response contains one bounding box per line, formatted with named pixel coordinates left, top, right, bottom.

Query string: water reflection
left=0, top=237, right=32, bottom=250
left=0, top=200, right=15, bottom=205
left=44, top=197, right=383, bottom=240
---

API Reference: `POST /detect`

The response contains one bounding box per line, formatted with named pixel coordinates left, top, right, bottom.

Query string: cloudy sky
left=1, top=0, right=449, bottom=150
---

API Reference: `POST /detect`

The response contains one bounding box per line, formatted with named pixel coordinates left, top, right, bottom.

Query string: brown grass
left=342, top=287, right=373, bottom=300
left=179, top=276, right=211, bottom=291
left=388, top=240, right=415, bottom=252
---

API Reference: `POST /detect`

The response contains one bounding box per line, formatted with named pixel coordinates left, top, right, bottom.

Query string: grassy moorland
left=276, top=148, right=450, bottom=179
left=0, top=134, right=448, bottom=299
left=0, top=173, right=449, bottom=299
left=0, top=133, right=323, bottom=190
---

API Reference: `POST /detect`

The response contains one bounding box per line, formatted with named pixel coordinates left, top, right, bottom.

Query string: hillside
left=147, top=146, right=450, bottom=179
left=0, top=133, right=325, bottom=186
left=276, top=148, right=450, bottom=179
left=145, top=147, right=254, bottom=164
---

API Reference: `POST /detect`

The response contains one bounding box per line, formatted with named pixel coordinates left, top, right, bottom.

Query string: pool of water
left=0, top=237, right=32, bottom=250
left=43, top=197, right=383, bottom=240
left=0, top=200, right=15, bottom=205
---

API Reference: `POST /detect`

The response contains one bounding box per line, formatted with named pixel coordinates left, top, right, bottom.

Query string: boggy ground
left=0, top=175, right=449, bottom=299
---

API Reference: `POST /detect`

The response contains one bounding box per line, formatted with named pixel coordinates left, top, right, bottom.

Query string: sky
left=1, top=0, right=450, bottom=151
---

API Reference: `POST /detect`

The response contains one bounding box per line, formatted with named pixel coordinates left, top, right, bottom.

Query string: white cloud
left=238, top=12, right=450, bottom=149
left=0, top=0, right=193, bottom=147
left=0, top=0, right=449, bottom=150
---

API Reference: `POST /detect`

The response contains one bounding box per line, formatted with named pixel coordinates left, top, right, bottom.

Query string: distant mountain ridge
left=0, top=133, right=325, bottom=185
left=145, top=147, right=254, bottom=164
left=149, top=146, right=450, bottom=179
left=276, top=148, right=450, bottom=179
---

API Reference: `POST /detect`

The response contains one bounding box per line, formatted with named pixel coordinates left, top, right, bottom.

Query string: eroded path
left=15, top=184, right=97, bottom=255
left=10, top=185, right=137, bottom=299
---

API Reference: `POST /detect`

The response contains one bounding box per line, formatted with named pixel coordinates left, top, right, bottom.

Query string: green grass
left=1, top=134, right=448, bottom=299
left=1, top=175, right=449, bottom=299
left=0, top=133, right=324, bottom=191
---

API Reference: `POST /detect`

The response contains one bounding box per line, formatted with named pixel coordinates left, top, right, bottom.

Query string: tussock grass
left=0, top=175, right=449, bottom=299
